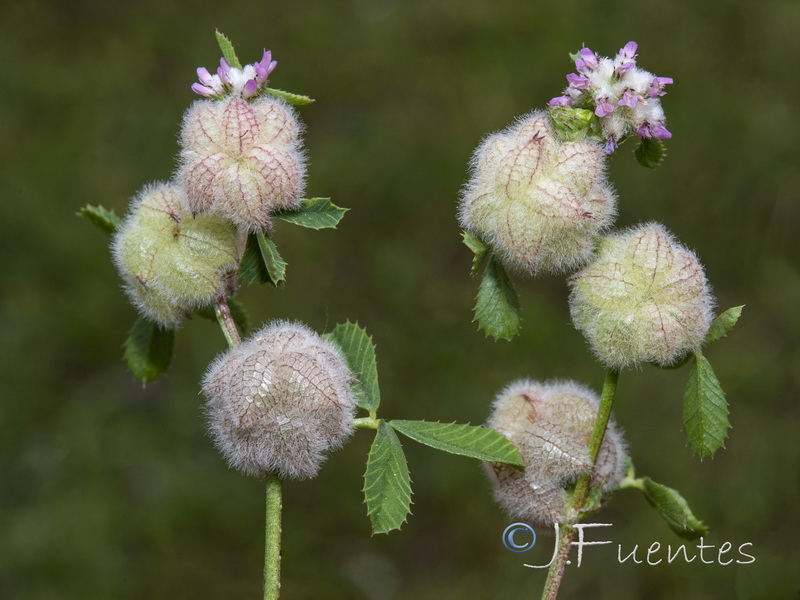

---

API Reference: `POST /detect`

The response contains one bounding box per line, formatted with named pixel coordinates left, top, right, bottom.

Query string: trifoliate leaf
left=704, top=305, right=744, bottom=346
left=364, top=421, right=412, bottom=534
left=239, top=232, right=287, bottom=286
left=683, top=351, right=730, bottom=457
left=265, top=88, right=315, bottom=105
left=273, top=198, right=348, bottom=229
left=474, top=255, right=521, bottom=340
left=389, top=420, right=523, bottom=468
left=215, top=30, right=242, bottom=69
left=461, top=230, right=490, bottom=276
left=323, top=322, right=380, bottom=412
left=78, top=204, right=122, bottom=235
left=640, top=477, right=708, bottom=539
left=123, top=316, right=174, bottom=384
left=634, top=137, right=666, bottom=169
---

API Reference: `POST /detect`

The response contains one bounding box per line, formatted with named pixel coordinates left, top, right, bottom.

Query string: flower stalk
left=214, top=297, right=283, bottom=599
left=264, top=474, right=283, bottom=600
left=214, top=296, right=241, bottom=348
left=541, top=369, right=619, bottom=600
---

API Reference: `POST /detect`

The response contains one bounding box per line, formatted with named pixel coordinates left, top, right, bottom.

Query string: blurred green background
left=2, top=0, right=799, bottom=598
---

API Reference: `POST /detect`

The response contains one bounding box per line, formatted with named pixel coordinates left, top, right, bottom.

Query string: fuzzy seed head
left=459, top=111, right=616, bottom=275
left=179, top=96, right=305, bottom=231
left=202, top=321, right=356, bottom=479
left=111, top=183, right=239, bottom=328
left=569, top=223, right=714, bottom=369
left=485, top=380, right=626, bottom=526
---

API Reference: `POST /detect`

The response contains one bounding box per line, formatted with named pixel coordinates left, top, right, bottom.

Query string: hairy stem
left=214, top=297, right=282, bottom=597
left=214, top=296, right=241, bottom=348
left=264, top=474, right=283, bottom=600
left=541, top=369, right=619, bottom=600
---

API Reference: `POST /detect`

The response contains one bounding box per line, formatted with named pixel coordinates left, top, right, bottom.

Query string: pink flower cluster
left=550, top=42, right=673, bottom=153
left=192, top=50, right=278, bottom=99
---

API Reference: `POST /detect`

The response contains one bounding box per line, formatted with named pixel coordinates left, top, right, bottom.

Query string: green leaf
left=640, top=477, right=708, bottom=539
left=704, top=305, right=744, bottom=346
left=239, top=232, right=287, bottom=286
left=273, top=198, right=348, bottom=229
left=256, top=232, right=287, bottom=286
left=683, top=351, right=730, bottom=457
left=634, top=137, right=666, bottom=169
left=389, top=420, right=523, bottom=468
left=474, top=255, right=521, bottom=340
left=215, top=30, right=242, bottom=69
left=461, top=230, right=490, bottom=276
left=239, top=233, right=270, bottom=284
left=265, top=88, right=315, bottom=105
left=78, top=204, right=122, bottom=235
left=323, top=322, right=380, bottom=412
left=123, top=316, right=174, bottom=384
left=363, top=421, right=412, bottom=534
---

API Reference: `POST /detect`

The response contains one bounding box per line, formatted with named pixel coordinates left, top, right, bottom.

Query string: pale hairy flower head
left=485, top=379, right=626, bottom=526
left=459, top=111, right=616, bottom=275
left=569, top=223, right=714, bottom=369
left=202, top=321, right=356, bottom=479
left=111, top=182, right=239, bottom=328
left=179, top=95, right=306, bottom=231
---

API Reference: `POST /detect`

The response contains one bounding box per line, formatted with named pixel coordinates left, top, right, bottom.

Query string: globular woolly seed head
left=202, top=321, right=356, bottom=480
left=484, top=380, right=626, bottom=526
left=179, top=95, right=306, bottom=231
left=111, top=183, right=239, bottom=328
left=459, top=111, right=616, bottom=275
left=569, top=223, right=714, bottom=369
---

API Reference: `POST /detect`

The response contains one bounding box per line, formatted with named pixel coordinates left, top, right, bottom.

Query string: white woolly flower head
left=111, top=182, right=239, bottom=328
left=459, top=111, right=616, bottom=275
left=179, top=95, right=306, bottom=231
left=549, top=41, right=674, bottom=153
left=485, top=379, right=626, bottom=526
left=569, top=223, right=714, bottom=369
left=202, top=321, right=356, bottom=480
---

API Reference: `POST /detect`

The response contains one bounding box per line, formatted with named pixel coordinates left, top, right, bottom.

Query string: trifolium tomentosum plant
left=459, top=41, right=743, bottom=600
left=80, top=31, right=528, bottom=599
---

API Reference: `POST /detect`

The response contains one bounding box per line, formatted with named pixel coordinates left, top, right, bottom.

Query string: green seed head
left=459, top=111, right=616, bottom=275
left=569, top=223, right=714, bottom=369
left=485, top=379, right=626, bottom=526
left=112, top=183, right=239, bottom=328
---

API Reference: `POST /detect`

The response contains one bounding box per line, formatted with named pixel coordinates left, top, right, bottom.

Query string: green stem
left=352, top=416, right=380, bottom=430
left=213, top=298, right=283, bottom=597
left=541, top=369, right=619, bottom=600
left=264, top=474, right=283, bottom=600
left=214, top=296, right=241, bottom=348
